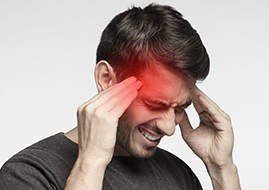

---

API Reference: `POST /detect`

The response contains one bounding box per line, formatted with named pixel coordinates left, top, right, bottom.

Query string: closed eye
left=145, top=103, right=169, bottom=111
left=138, top=94, right=192, bottom=112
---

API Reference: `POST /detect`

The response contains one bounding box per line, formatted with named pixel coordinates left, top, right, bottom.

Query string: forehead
left=137, top=65, right=195, bottom=104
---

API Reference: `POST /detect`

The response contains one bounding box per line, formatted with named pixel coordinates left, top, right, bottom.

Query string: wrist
left=65, top=155, right=109, bottom=190
left=76, top=153, right=110, bottom=174
left=205, top=162, right=241, bottom=190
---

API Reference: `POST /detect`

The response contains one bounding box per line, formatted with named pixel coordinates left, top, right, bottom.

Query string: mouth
left=138, top=127, right=163, bottom=144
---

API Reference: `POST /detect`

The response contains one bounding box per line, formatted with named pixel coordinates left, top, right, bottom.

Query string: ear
left=94, top=60, right=117, bottom=92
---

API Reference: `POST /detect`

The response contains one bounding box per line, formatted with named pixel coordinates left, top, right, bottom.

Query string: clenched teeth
left=141, top=131, right=161, bottom=141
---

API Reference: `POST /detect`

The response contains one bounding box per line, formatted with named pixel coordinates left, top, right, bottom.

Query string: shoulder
left=7, top=132, right=78, bottom=170
left=0, top=133, right=78, bottom=190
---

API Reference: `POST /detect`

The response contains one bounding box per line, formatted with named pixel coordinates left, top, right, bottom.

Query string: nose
left=156, top=108, right=177, bottom=136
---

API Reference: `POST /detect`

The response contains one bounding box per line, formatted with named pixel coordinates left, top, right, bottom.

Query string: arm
left=64, top=77, right=142, bottom=190
left=178, top=86, right=241, bottom=190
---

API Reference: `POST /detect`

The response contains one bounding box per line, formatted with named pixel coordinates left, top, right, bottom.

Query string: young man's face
left=115, top=65, right=195, bottom=158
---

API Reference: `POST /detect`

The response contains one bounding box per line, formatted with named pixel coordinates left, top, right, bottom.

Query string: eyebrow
left=139, top=94, right=192, bottom=109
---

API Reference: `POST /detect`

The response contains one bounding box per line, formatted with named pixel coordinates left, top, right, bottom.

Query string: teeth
left=141, top=131, right=161, bottom=141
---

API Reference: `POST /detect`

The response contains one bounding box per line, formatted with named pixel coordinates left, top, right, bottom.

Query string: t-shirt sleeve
left=0, top=158, right=57, bottom=190
left=0, top=133, right=77, bottom=190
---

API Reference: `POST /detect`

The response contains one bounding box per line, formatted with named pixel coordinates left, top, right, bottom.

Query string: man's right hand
left=76, top=76, right=142, bottom=165
left=64, top=76, right=142, bottom=190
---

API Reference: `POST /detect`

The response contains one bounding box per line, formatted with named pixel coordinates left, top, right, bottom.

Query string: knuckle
left=95, top=107, right=117, bottom=124
left=84, top=104, right=94, bottom=114
left=93, top=107, right=104, bottom=118
left=77, top=103, right=95, bottom=117
left=225, top=113, right=232, bottom=122
left=77, top=105, right=84, bottom=115
left=104, top=117, right=118, bottom=126
left=213, top=102, right=220, bottom=110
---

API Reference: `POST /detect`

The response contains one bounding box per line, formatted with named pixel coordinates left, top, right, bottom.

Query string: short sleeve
left=0, top=160, right=56, bottom=190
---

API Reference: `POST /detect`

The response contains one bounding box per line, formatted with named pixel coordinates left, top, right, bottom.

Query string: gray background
left=1, top=0, right=268, bottom=189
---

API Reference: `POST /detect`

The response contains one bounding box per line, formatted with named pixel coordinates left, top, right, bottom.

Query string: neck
left=64, top=127, right=79, bottom=144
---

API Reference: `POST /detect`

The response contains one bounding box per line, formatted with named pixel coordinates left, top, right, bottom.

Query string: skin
left=64, top=61, right=241, bottom=190
left=114, top=65, right=195, bottom=158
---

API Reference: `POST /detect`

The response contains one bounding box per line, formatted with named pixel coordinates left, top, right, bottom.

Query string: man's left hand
left=179, top=86, right=234, bottom=167
left=178, top=86, right=241, bottom=190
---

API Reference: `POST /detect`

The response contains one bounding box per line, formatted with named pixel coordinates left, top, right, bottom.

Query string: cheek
left=125, top=100, right=156, bottom=124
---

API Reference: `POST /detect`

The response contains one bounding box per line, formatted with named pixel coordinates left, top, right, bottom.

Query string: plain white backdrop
left=1, top=0, right=268, bottom=189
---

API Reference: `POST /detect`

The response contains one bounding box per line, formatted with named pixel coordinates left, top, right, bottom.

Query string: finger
left=192, top=93, right=204, bottom=114
left=80, top=93, right=101, bottom=108
left=95, top=76, right=139, bottom=105
left=80, top=76, right=139, bottom=109
left=198, top=94, right=229, bottom=130
left=97, top=80, right=142, bottom=113
left=178, top=111, right=194, bottom=140
left=194, top=86, right=227, bottom=119
left=109, top=90, right=139, bottom=118
left=194, top=87, right=225, bottom=115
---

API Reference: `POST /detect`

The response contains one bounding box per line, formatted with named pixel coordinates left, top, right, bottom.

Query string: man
left=0, top=4, right=241, bottom=190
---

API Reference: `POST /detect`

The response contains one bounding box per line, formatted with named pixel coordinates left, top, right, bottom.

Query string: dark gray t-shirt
left=0, top=133, right=202, bottom=189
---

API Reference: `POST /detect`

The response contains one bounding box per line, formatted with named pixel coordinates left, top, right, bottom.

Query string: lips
left=138, top=127, right=163, bottom=143
left=140, top=130, right=161, bottom=141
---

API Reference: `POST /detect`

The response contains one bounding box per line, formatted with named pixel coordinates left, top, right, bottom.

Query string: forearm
left=206, top=162, right=241, bottom=190
left=64, top=156, right=107, bottom=190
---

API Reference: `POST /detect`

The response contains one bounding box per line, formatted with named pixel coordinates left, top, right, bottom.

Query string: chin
left=127, top=144, right=158, bottom=159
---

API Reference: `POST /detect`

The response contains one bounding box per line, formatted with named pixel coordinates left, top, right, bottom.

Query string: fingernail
left=128, top=76, right=137, bottom=82
left=136, top=80, right=143, bottom=87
